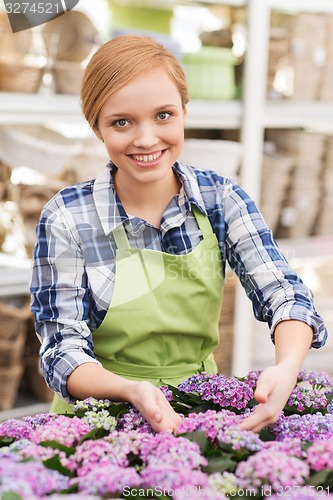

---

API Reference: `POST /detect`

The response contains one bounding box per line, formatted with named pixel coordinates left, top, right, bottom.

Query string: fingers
left=148, top=399, right=182, bottom=433
left=253, top=369, right=275, bottom=404
left=238, top=368, right=282, bottom=433
left=238, top=406, right=277, bottom=433
left=131, top=381, right=182, bottom=433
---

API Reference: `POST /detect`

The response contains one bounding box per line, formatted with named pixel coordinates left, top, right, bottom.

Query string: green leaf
left=203, top=455, right=237, bottom=474
left=58, top=484, right=79, bottom=495
left=217, top=442, right=250, bottom=462
left=185, top=403, right=215, bottom=414
left=39, top=440, right=75, bottom=457
left=308, top=470, right=333, bottom=487
left=77, top=426, right=108, bottom=444
left=167, top=386, right=201, bottom=404
left=259, top=427, right=276, bottom=442
left=170, top=402, right=192, bottom=415
left=108, top=402, right=131, bottom=417
left=246, top=398, right=259, bottom=409
left=1, top=493, right=22, bottom=500
left=0, top=437, right=15, bottom=448
left=43, top=455, right=74, bottom=477
left=302, top=441, right=313, bottom=452
left=178, top=431, right=210, bottom=454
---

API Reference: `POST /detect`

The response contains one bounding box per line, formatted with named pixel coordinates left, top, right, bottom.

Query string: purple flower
left=235, top=450, right=309, bottom=493
left=178, top=373, right=253, bottom=411
left=140, top=432, right=207, bottom=469
left=48, top=495, right=99, bottom=500
left=65, top=433, right=147, bottom=475
left=177, top=409, right=245, bottom=441
left=23, top=412, right=57, bottom=428
left=242, top=369, right=263, bottom=389
left=0, top=454, right=70, bottom=498
left=306, top=438, right=333, bottom=471
left=29, top=415, right=92, bottom=447
left=0, top=418, right=33, bottom=440
left=160, top=385, right=174, bottom=402
left=117, top=406, right=154, bottom=433
left=72, top=463, right=141, bottom=496
left=140, top=465, right=209, bottom=491
left=117, top=386, right=174, bottom=432
left=217, top=427, right=263, bottom=452
left=18, top=441, right=66, bottom=462
left=287, top=386, right=327, bottom=413
left=262, top=438, right=305, bottom=458
left=297, top=369, right=333, bottom=390
left=272, top=413, right=333, bottom=442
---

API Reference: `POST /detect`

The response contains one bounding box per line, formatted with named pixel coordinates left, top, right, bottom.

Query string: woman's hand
left=238, top=361, right=298, bottom=433
left=239, top=320, right=313, bottom=433
left=128, top=381, right=182, bottom=433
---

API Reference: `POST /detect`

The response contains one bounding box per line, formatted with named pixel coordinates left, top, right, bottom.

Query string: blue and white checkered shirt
left=30, top=161, right=328, bottom=400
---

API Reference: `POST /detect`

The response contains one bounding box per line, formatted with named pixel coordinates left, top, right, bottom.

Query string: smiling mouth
left=131, top=151, right=163, bottom=163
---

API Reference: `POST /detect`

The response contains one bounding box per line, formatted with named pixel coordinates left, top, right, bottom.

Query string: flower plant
left=1, top=369, right=333, bottom=499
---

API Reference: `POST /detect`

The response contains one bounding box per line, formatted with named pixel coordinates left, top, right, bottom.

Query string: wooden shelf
left=0, top=92, right=243, bottom=129
left=269, top=0, right=333, bottom=14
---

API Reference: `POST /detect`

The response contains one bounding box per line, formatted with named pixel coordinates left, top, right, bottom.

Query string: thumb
left=254, top=377, right=272, bottom=404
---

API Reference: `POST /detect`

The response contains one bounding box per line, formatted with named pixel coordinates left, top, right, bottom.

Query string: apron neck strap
left=112, top=224, right=130, bottom=252
left=112, top=205, right=213, bottom=252
left=191, top=205, right=213, bottom=239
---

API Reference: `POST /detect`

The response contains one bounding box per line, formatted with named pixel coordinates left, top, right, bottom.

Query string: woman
left=30, top=35, right=328, bottom=433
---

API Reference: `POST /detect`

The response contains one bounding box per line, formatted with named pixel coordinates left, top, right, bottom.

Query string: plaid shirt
left=30, top=161, right=328, bottom=401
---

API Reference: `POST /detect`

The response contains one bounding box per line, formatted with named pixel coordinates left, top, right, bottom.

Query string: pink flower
left=29, top=415, right=91, bottom=447
left=235, top=450, right=309, bottom=493
left=307, top=438, right=333, bottom=471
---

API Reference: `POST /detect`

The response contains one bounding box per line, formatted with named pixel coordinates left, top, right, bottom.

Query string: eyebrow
left=102, top=104, right=180, bottom=121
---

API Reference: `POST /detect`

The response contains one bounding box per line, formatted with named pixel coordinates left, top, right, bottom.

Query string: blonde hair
left=81, top=35, right=189, bottom=128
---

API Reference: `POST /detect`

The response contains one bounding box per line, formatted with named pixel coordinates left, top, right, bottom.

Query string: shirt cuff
left=270, top=310, right=328, bottom=349
left=57, top=355, right=102, bottom=403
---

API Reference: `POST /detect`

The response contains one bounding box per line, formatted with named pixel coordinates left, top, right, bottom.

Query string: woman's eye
left=157, top=112, right=170, bottom=121
left=114, top=119, right=128, bottom=127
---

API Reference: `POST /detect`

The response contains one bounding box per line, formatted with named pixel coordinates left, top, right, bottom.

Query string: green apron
left=51, top=206, right=224, bottom=413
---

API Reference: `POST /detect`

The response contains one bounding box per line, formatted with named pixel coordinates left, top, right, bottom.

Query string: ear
left=183, top=106, right=188, bottom=125
left=93, top=125, right=103, bottom=141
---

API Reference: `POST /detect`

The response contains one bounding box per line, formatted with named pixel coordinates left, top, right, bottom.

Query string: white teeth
left=132, top=151, right=162, bottom=163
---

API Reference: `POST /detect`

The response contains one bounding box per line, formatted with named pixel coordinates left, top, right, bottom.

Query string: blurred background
left=0, top=0, right=332, bottom=418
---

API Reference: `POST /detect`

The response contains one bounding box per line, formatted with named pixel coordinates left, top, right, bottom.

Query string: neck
left=114, top=169, right=181, bottom=227
left=114, top=170, right=181, bottom=210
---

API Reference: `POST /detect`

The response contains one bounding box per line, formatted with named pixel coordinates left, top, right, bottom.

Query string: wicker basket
left=0, top=61, right=43, bottom=93
left=52, top=61, right=84, bottom=95
left=0, top=363, right=24, bottom=411
left=0, top=298, right=31, bottom=367
left=0, top=125, right=83, bottom=174
left=213, top=273, right=237, bottom=375
left=42, top=10, right=98, bottom=63
left=25, top=354, right=54, bottom=403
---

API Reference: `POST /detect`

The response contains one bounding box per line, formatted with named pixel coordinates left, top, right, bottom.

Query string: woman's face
left=94, top=66, right=187, bottom=190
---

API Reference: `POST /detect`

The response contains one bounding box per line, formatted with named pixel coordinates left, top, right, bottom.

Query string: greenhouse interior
left=0, top=0, right=333, bottom=498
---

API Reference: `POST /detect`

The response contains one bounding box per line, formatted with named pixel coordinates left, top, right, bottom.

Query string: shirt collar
left=173, top=161, right=207, bottom=216
left=93, top=160, right=207, bottom=236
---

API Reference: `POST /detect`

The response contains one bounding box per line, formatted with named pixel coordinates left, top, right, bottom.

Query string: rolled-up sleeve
left=30, top=197, right=100, bottom=402
left=224, top=182, right=328, bottom=349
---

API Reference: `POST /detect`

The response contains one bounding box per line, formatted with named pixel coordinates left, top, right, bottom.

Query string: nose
left=132, top=122, right=159, bottom=149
